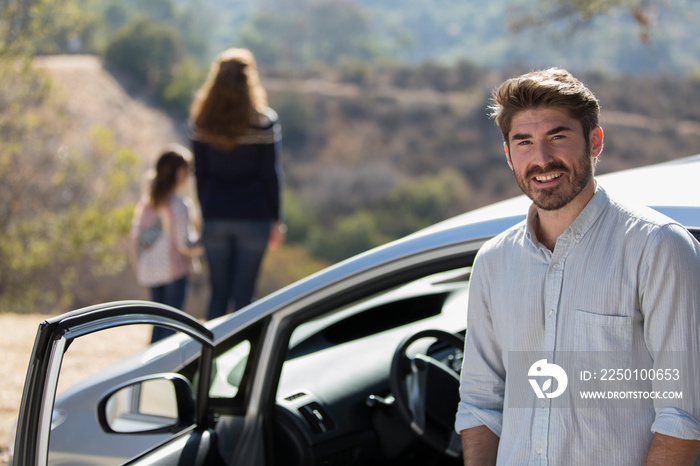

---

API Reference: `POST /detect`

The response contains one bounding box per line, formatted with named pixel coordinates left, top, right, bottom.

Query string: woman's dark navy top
left=192, top=107, right=282, bottom=221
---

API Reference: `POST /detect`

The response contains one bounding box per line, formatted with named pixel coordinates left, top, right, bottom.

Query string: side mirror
left=97, top=373, right=195, bottom=434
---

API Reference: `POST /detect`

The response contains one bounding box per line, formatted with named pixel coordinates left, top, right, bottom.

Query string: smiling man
left=455, top=68, right=700, bottom=465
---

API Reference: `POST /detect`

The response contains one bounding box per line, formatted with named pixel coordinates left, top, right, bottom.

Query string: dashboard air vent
left=284, top=392, right=307, bottom=402
left=299, top=402, right=335, bottom=434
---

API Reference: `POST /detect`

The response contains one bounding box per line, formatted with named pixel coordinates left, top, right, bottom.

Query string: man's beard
left=513, top=150, right=593, bottom=211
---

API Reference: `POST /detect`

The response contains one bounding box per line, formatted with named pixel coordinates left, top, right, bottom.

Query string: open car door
left=13, top=300, right=216, bottom=466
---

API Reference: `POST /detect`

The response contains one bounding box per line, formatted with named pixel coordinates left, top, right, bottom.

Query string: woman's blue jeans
left=150, top=275, right=188, bottom=343
left=202, top=219, right=272, bottom=320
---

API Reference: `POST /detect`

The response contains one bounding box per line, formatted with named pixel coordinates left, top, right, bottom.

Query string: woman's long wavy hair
left=189, top=48, right=268, bottom=150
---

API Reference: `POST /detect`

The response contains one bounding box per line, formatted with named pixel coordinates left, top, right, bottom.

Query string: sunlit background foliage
left=2, top=0, right=700, bottom=313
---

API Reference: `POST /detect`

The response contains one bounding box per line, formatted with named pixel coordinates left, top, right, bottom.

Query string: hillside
left=265, top=66, right=700, bottom=213
left=33, top=55, right=209, bottom=314
left=35, top=55, right=700, bottom=265
left=35, top=55, right=185, bottom=161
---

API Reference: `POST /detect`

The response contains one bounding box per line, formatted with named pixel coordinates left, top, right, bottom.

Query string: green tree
left=161, top=58, right=206, bottom=116
left=104, top=17, right=184, bottom=91
left=543, top=0, right=657, bottom=23
left=174, top=0, right=212, bottom=61
left=0, top=58, right=140, bottom=313
left=258, top=245, right=329, bottom=297
left=142, top=0, right=175, bottom=22
left=282, top=191, right=315, bottom=245
left=382, top=169, right=472, bottom=237
left=104, top=3, right=129, bottom=33
left=305, top=0, right=377, bottom=64
left=512, top=0, right=664, bottom=41
left=308, top=210, right=389, bottom=263
left=0, top=0, right=95, bottom=55
left=269, top=90, right=316, bottom=155
left=238, top=0, right=386, bottom=67
left=238, top=13, right=284, bottom=66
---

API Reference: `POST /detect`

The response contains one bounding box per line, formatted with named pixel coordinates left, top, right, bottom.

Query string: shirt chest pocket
left=571, top=309, right=633, bottom=351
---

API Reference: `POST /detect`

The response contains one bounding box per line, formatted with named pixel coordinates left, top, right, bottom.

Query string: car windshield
left=287, top=267, right=471, bottom=359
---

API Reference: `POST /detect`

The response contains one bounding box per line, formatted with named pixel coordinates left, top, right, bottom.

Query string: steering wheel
left=389, top=329, right=464, bottom=458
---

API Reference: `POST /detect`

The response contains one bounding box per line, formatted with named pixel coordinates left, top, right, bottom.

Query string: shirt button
left=575, top=232, right=582, bottom=240
left=548, top=309, right=555, bottom=317
left=536, top=447, right=543, bottom=455
left=553, top=263, right=560, bottom=269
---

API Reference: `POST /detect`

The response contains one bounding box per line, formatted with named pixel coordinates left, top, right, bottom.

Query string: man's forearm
left=645, top=433, right=700, bottom=466
left=461, top=425, right=499, bottom=466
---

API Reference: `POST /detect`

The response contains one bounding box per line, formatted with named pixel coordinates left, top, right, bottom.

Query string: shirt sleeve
left=455, top=249, right=506, bottom=436
left=183, top=196, right=200, bottom=245
left=640, top=223, right=700, bottom=441
left=260, top=117, right=283, bottom=220
left=129, top=201, right=144, bottom=269
left=170, top=197, right=191, bottom=251
left=192, top=139, right=207, bottom=205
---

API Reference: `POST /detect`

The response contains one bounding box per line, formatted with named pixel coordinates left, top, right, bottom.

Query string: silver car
left=11, top=155, right=700, bottom=466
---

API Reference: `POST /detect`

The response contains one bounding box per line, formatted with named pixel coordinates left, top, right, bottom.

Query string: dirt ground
left=0, top=313, right=151, bottom=464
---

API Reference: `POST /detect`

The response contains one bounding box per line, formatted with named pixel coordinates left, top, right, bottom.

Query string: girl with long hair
left=190, top=48, right=285, bottom=320
left=131, top=144, right=204, bottom=342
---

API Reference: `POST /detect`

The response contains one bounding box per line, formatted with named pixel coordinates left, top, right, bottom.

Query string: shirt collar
left=525, top=182, right=609, bottom=248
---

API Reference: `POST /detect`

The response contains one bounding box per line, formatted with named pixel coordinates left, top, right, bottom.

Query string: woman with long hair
left=190, top=48, right=285, bottom=320
left=131, top=144, right=204, bottom=342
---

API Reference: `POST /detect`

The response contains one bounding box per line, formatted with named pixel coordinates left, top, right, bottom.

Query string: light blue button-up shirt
left=456, top=185, right=700, bottom=465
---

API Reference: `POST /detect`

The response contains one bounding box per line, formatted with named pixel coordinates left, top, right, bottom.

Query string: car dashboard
left=272, top=269, right=470, bottom=465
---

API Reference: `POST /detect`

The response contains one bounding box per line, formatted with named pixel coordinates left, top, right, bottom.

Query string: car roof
left=419, top=153, right=700, bottom=235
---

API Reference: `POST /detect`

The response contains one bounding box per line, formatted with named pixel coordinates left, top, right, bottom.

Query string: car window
left=691, top=230, right=700, bottom=243
left=209, top=339, right=251, bottom=398
left=43, top=322, right=209, bottom=466
left=55, top=324, right=152, bottom=396
left=286, top=267, right=470, bottom=360
left=203, top=320, right=267, bottom=416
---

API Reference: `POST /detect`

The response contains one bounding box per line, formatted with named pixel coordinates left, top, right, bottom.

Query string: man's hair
left=489, top=68, right=600, bottom=143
